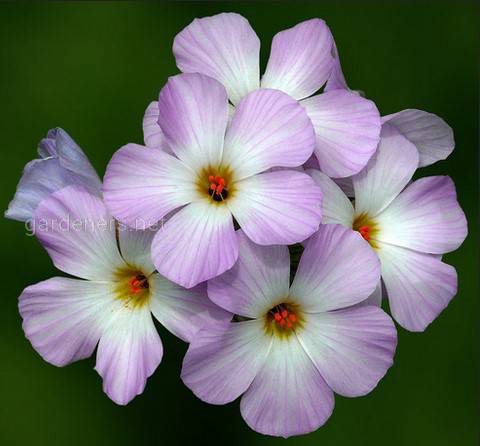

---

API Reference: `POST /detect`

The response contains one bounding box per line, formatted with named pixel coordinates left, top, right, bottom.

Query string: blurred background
left=0, top=1, right=477, bottom=445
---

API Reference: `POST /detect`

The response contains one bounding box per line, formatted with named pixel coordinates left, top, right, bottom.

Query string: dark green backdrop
left=0, top=2, right=477, bottom=445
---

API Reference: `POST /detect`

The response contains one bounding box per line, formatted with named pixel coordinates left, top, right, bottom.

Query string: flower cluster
left=6, top=13, right=467, bottom=438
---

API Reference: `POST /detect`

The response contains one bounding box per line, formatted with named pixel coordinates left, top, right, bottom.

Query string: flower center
left=114, top=268, right=151, bottom=308
left=352, top=212, right=379, bottom=249
left=264, top=302, right=304, bottom=338
left=273, top=307, right=297, bottom=329
left=128, top=274, right=149, bottom=294
left=208, top=175, right=228, bottom=201
left=196, top=165, right=235, bottom=203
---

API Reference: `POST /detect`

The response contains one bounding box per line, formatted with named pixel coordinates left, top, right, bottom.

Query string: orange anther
left=207, top=174, right=228, bottom=199
left=128, top=274, right=149, bottom=295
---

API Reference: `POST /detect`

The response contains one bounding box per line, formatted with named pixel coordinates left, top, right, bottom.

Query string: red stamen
left=358, top=225, right=371, bottom=241
left=129, top=279, right=141, bottom=294
left=272, top=305, right=299, bottom=331
left=207, top=174, right=228, bottom=199
left=128, top=274, right=148, bottom=295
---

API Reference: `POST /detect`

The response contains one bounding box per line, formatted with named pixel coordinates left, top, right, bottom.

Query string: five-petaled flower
left=19, top=186, right=230, bottom=405
left=181, top=226, right=397, bottom=438
left=143, top=13, right=382, bottom=179
left=310, top=124, right=468, bottom=331
left=103, top=72, right=323, bottom=288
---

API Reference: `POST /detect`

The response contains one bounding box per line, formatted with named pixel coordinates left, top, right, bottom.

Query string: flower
left=309, top=124, right=468, bottom=331
left=103, top=73, right=323, bottom=288
left=19, top=185, right=230, bottom=405
left=5, top=128, right=102, bottom=222
left=326, top=43, right=455, bottom=167
left=181, top=226, right=397, bottom=438
left=143, top=13, right=381, bottom=178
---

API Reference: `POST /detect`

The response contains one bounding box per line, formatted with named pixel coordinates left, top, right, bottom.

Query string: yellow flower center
left=352, top=212, right=379, bottom=249
left=113, top=267, right=151, bottom=308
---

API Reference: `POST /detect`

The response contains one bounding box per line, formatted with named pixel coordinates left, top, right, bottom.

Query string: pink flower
left=182, top=226, right=396, bottom=438
left=103, top=73, right=323, bottom=288
left=309, top=124, right=467, bottom=331
left=19, top=186, right=230, bottom=405
left=5, top=128, right=102, bottom=222
left=144, top=13, right=381, bottom=178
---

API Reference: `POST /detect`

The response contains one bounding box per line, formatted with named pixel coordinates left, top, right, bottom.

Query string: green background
left=0, top=1, right=477, bottom=445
